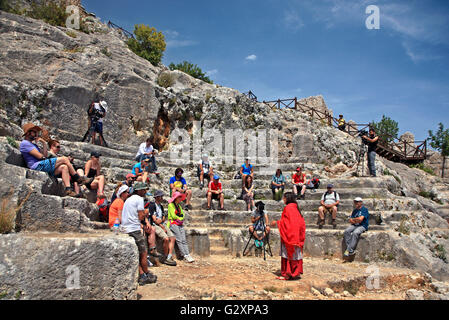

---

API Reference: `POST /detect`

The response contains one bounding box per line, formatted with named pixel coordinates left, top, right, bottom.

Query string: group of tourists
left=19, top=121, right=375, bottom=285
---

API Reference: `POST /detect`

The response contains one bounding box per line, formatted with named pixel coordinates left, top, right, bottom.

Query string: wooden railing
left=107, top=21, right=135, bottom=39
left=243, top=91, right=258, bottom=101
left=254, top=94, right=427, bottom=163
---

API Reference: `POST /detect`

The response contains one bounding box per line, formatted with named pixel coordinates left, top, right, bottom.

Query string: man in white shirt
left=121, top=182, right=157, bottom=285
left=317, top=184, right=340, bottom=229
left=197, top=153, right=214, bottom=189
left=135, top=138, right=158, bottom=174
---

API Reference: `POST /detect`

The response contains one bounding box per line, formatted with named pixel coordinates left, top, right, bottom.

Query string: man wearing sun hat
left=343, top=197, right=370, bottom=258
left=108, top=184, right=129, bottom=229
left=19, top=123, right=92, bottom=197
left=148, top=190, right=177, bottom=266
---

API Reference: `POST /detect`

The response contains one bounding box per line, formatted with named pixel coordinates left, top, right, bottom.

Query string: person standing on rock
left=88, top=100, right=107, bottom=146
left=121, top=181, right=157, bottom=285
left=362, top=127, right=379, bottom=177
left=19, top=123, right=92, bottom=197
left=169, top=168, right=193, bottom=210
left=167, top=191, right=195, bottom=263
left=318, top=184, right=340, bottom=229
left=270, top=192, right=305, bottom=280
left=343, top=197, right=370, bottom=258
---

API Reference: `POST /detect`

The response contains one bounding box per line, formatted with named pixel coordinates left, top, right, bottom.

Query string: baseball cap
left=296, top=166, right=302, bottom=171
left=327, top=184, right=334, bottom=188
left=154, top=190, right=165, bottom=198
left=354, top=197, right=363, bottom=202
left=213, top=174, right=220, bottom=180
left=91, top=151, right=101, bottom=158
left=117, top=185, right=129, bottom=197
left=126, top=173, right=136, bottom=180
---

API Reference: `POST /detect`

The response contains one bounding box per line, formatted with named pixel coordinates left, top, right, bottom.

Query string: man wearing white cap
left=344, top=197, right=370, bottom=257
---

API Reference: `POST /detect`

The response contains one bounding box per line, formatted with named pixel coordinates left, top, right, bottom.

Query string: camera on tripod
left=358, top=129, right=368, bottom=138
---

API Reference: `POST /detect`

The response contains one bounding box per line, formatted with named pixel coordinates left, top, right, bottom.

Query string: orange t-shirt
left=109, top=198, right=124, bottom=228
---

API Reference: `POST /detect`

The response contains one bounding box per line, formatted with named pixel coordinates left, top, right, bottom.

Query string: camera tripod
left=356, top=140, right=367, bottom=177
left=242, top=216, right=273, bottom=261
left=81, top=121, right=108, bottom=148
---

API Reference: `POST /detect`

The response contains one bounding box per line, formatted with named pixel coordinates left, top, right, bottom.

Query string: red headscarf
left=277, top=203, right=306, bottom=259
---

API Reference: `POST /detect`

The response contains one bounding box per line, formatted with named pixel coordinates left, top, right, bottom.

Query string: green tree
left=127, top=24, right=166, bottom=65
left=428, top=123, right=449, bottom=178
left=371, top=115, right=399, bottom=144
left=169, top=61, right=213, bottom=84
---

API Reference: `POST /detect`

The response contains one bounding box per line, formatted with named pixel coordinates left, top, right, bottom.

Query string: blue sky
left=83, top=0, right=449, bottom=141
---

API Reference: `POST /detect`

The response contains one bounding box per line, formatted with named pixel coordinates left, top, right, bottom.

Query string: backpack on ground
left=96, top=198, right=109, bottom=222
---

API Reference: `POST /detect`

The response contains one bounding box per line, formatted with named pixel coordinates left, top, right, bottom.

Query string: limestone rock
left=405, top=289, right=424, bottom=300
left=0, top=232, right=139, bottom=300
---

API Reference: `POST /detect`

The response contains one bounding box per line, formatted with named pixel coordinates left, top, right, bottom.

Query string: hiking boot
left=163, top=256, right=177, bottom=266
left=65, top=188, right=78, bottom=197
left=207, top=206, right=212, bottom=210
left=138, top=273, right=156, bottom=285
left=218, top=207, right=225, bottom=211
left=317, top=219, right=325, bottom=228
left=343, top=250, right=350, bottom=257
left=184, top=254, right=194, bottom=263
left=149, top=249, right=163, bottom=258
left=199, top=182, right=204, bottom=190
left=332, top=219, right=337, bottom=229
left=77, top=176, right=94, bottom=186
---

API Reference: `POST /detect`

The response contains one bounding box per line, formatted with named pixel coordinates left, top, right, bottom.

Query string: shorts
left=154, top=225, right=175, bottom=240
left=34, top=158, right=57, bottom=175
left=89, top=120, right=103, bottom=134
left=210, top=193, right=221, bottom=200
left=128, top=230, right=147, bottom=255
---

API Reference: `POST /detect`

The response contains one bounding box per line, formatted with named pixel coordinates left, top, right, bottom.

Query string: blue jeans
left=367, top=151, right=376, bottom=176
left=344, top=225, right=366, bottom=254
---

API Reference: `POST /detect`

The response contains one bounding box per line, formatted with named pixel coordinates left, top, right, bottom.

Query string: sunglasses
left=55, top=145, right=61, bottom=149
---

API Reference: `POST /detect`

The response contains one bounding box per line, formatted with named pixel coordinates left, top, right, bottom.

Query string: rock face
left=0, top=232, right=138, bottom=300
left=1, top=9, right=449, bottom=299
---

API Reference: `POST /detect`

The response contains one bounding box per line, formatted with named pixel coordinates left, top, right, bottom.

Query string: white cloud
left=166, top=40, right=198, bottom=48
left=245, top=54, right=257, bottom=61
left=283, top=10, right=304, bottom=31
left=401, top=40, right=442, bottom=63
left=164, top=30, right=198, bottom=48
left=206, top=69, right=218, bottom=76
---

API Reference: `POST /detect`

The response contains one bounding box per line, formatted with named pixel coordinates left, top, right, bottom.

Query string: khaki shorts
left=154, top=224, right=175, bottom=240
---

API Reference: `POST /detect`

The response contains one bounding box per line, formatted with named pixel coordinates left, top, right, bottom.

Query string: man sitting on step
left=207, top=174, right=225, bottom=210
left=148, top=190, right=177, bottom=266
left=19, top=123, right=92, bottom=197
left=344, top=197, right=370, bottom=258
left=197, top=153, right=214, bottom=190
left=317, top=184, right=340, bottom=229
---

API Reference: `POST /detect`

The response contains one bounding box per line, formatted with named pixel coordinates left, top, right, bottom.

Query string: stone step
left=185, top=221, right=388, bottom=231
left=190, top=198, right=423, bottom=212
left=190, top=187, right=395, bottom=201
left=186, top=210, right=408, bottom=226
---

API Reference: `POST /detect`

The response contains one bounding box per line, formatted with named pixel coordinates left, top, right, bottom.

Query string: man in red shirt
left=207, top=174, right=225, bottom=210
left=292, top=166, right=306, bottom=199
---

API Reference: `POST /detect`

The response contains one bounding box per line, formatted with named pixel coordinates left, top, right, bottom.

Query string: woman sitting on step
left=242, top=175, right=256, bottom=212
left=84, top=151, right=106, bottom=199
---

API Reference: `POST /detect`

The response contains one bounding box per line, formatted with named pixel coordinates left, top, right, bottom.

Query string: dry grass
left=0, top=189, right=32, bottom=234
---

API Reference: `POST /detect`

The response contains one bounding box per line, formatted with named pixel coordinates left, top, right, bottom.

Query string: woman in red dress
left=271, top=192, right=306, bottom=280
